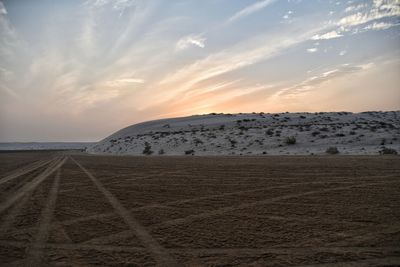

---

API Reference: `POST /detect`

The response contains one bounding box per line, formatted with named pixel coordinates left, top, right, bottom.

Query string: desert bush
left=266, top=129, right=274, bottom=136
left=185, top=149, right=195, bottom=155
left=193, top=138, right=203, bottom=146
left=255, top=139, right=263, bottom=145
left=379, top=147, right=398, bottom=155
left=142, top=142, right=153, bottom=155
left=284, top=136, right=296, bottom=145
left=208, top=133, right=217, bottom=138
left=326, top=147, right=339, bottom=154
left=229, top=139, right=237, bottom=147
left=158, top=149, right=165, bottom=155
left=311, top=131, right=320, bottom=137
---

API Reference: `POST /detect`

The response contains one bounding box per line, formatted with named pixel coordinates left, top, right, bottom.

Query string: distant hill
left=87, top=111, right=400, bottom=155
left=0, top=142, right=94, bottom=151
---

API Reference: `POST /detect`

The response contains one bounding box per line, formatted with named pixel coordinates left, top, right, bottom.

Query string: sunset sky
left=0, top=0, right=399, bottom=142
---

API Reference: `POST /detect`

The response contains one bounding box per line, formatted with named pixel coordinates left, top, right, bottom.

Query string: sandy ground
left=0, top=151, right=399, bottom=266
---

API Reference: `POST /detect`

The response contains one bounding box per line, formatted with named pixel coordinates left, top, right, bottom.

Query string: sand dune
left=88, top=111, right=400, bottom=155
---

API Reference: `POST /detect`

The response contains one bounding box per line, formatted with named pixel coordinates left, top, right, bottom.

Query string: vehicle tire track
left=71, top=157, right=179, bottom=267
left=0, top=158, right=53, bottom=186
left=151, top=180, right=400, bottom=229
left=293, top=257, right=400, bottom=267
left=25, top=168, right=61, bottom=267
left=76, top=179, right=399, bottom=246
left=0, top=157, right=66, bottom=215
left=10, top=174, right=396, bottom=241
left=81, top=210, right=374, bottom=247
left=8, top=175, right=399, bottom=238
left=0, top=189, right=35, bottom=238
left=170, top=246, right=400, bottom=255
left=54, top=178, right=375, bottom=226
left=40, top=218, right=87, bottom=267
left=1, top=239, right=398, bottom=256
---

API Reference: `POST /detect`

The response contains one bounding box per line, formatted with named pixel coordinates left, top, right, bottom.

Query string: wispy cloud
left=339, top=0, right=400, bottom=28
left=227, top=0, right=277, bottom=23
left=345, top=3, right=367, bottom=13
left=104, top=78, right=145, bottom=87
left=154, top=24, right=331, bottom=107
left=363, top=21, right=399, bottom=30
left=0, top=1, right=6, bottom=15
left=161, top=27, right=324, bottom=90
left=271, top=62, right=375, bottom=99
left=283, top=10, right=293, bottom=20
left=175, top=34, right=206, bottom=51
left=311, top=1, right=400, bottom=42
left=312, top=30, right=343, bottom=40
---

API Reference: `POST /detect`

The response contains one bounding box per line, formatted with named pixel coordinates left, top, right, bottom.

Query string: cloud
left=164, top=31, right=316, bottom=86
left=339, top=0, right=400, bottom=28
left=307, top=47, right=318, bottom=53
left=227, top=0, right=277, bottom=23
left=0, top=2, right=6, bottom=15
left=345, top=3, right=367, bottom=13
left=363, top=21, right=399, bottom=30
left=310, top=0, right=399, bottom=42
left=85, top=0, right=137, bottom=10
left=312, top=30, right=343, bottom=40
left=155, top=24, right=330, bottom=106
left=283, top=10, right=293, bottom=20
left=105, top=78, right=145, bottom=87
left=175, top=34, right=206, bottom=51
left=272, top=63, right=375, bottom=99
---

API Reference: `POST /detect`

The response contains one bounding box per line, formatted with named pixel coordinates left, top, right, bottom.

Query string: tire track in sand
left=0, top=189, right=35, bottom=237
left=0, top=157, right=66, bottom=215
left=54, top=177, right=399, bottom=246
left=25, top=168, right=61, bottom=266
left=71, top=157, right=178, bottom=267
left=151, top=180, right=400, bottom=229
left=0, top=239, right=399, bottom=258
left=293, top=257, right=400, bottom=267
left=0, top=158, right=54, bottom=186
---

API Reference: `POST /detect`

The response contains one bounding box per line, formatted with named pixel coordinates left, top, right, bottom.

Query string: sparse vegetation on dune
left=87, top=111, right=400, bottom=156
left=326, top=147, right=339, bottom=154
left=142, top=142, right=153, bottom=155
left=284, top=136, right=297, bottom=145
left=379, top=147, right=398, bottom=155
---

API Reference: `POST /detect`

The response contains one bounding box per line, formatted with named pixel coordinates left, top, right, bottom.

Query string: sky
left=0, top=0, right=399, bottom=142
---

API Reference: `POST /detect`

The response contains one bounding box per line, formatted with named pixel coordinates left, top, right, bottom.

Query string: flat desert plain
left=0, top=151, right=399, bottom=266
